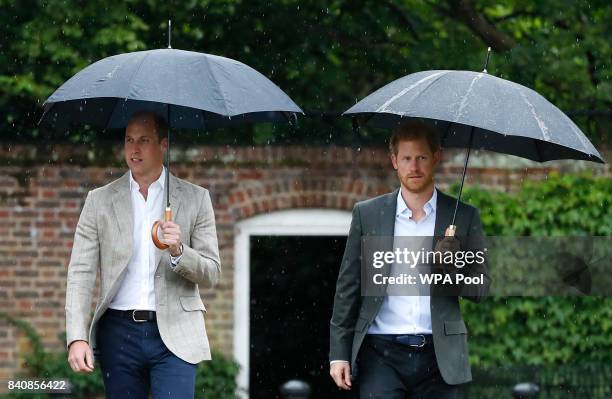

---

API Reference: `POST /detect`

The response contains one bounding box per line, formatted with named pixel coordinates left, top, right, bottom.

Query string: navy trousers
left=357, top=335, right=465, bottom=399
left=96, top=310, right=197, bottom=399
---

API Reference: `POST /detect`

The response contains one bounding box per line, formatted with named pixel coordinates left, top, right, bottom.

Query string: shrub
left=0, top=313, right=239, bottom=399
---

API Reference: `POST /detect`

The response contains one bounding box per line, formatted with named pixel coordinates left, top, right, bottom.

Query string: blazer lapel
left=378, top=189, right=399, bottom=283
left=111, top=173, right=134, bottom=245
left=168, top=174, right=183, bottom=223
left=434, top=188, right=453, bottom=239
left=378, top=188, right=399, bottom=236
left=109, top=173, right=134, bottom=280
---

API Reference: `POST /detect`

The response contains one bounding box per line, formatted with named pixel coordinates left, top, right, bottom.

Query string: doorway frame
left=233, top=209, right=352, bottom=397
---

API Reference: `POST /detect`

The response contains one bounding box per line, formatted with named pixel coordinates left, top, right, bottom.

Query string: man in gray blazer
left=329, top=122, right=490, bottom=398
left=65, top=111, right=220, bottom=398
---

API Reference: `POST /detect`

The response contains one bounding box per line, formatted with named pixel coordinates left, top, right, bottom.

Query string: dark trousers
left=96, top=310, right=197, bottom=399
left=357, top=335, right=465, bottom=399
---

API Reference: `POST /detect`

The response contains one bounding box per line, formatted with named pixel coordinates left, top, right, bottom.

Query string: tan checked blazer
left=65, top=172, right=221, bottom=364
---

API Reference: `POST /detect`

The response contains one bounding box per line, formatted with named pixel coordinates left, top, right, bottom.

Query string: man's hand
left=160, top=221, right=182, bottom=257
left=67, top=340, right=94, bottom=373
left=434, top=231, right=461, bottom=272
left=435, top=236, right=461, bottom=255
left=330, top=361, right=352, bottom=390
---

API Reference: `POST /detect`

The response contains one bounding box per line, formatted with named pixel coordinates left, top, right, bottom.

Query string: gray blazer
left=65, top=172, right=221, bottom=364
left=329, top=188, right=490, bottom=385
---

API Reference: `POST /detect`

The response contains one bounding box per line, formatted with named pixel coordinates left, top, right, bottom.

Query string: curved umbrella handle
left=445, top=225, right=456, bottom=237
left=151, top=207, right=172, bottom=249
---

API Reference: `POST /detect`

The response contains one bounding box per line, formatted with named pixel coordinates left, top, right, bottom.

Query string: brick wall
left=0, top=143, right=609, bottom=378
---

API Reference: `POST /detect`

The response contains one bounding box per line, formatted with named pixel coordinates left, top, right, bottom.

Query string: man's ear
left=391, top=153, right=399, bottom=170
left=433, top=150, right=441, bottom=165
left=160, top=137, right=169, bottom=152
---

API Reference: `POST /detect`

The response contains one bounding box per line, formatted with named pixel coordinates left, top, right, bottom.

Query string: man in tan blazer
left=65, top=111, right=220, bottom=398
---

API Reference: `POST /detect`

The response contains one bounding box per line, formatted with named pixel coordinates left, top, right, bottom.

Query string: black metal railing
left=468, top=364, right=611, bottom=399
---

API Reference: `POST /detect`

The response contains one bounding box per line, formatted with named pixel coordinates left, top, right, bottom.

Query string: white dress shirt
left=367, top=187, right=437, bottom=335
left=109, top=168, right=166, bottom=311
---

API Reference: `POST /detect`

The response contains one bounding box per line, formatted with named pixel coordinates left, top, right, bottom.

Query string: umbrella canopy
left=40, top=48, right=303, bottom=129
left=344, top=65, right=605, bottom=233
left=344, top=69, right=604, bottom=164
left=40, top=47, right=303, bottom=249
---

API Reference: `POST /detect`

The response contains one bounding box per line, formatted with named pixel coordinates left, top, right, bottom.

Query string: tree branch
left=554, top=19, right=600, bottom=87
left=324, top=28, right=410, bottom=51
left=585, top=50, right=600, bottom=87
left=491, top=10, right=538, bottom=23
left=424, top=0, right=454, bottom=19
left=444, top=0, right=516, bottom=52
left=381, top=0, right=420, bottom=41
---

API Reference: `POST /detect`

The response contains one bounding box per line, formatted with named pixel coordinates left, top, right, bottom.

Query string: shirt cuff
left=170, top=254, right=183, bottom=268
left=330, top=360, right=349, bottom=365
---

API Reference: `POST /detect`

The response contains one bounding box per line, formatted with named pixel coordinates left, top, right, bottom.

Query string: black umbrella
left=40, top=23, right=303, bottom=248
left=344, top=48, right=605, bottom=235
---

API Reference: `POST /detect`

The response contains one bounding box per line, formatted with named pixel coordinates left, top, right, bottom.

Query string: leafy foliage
left=461, top=172, right=611, bottom=236
left=457, top=173, right=611, bottom=369
left=0, top=313, right=239, bottom=399
left=0, top=0, right=609, bottom=145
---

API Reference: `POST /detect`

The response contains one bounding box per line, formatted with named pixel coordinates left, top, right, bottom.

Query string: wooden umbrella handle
left=152, top=207, right=172, bottom=249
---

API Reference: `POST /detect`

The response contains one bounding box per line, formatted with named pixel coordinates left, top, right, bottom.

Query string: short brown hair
left=389, top=121, right=440, bottom=155
left=128, top=111, right=168, bottom=141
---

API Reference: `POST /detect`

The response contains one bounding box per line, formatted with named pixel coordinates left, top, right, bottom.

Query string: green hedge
left=460, top=172, right=611, bottom=236
left=453, top=172, right=611, bottom=398
left=0, top=313, right=239, bottom=399
left=457, top=172, right=611, bottom=368
left=462, top=174, right=612, bottom=368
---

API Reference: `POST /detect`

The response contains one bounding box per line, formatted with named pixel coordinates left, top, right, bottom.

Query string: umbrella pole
left=152, top=108, right=172, bottom=250
left=351, top=117, right=360, bottom=175
left=168, top=20, right=172, bottom=49
left=164, top=124, right=171, bottom=225
left=447, top=46, right=490, bottom=236
left=449, top=126, right=474, bottom=235
left=482, top=47, right=491, bottom=73
left=165, top=22, right=171, bottom=207
left=166, top=105, right=170, bottom=208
